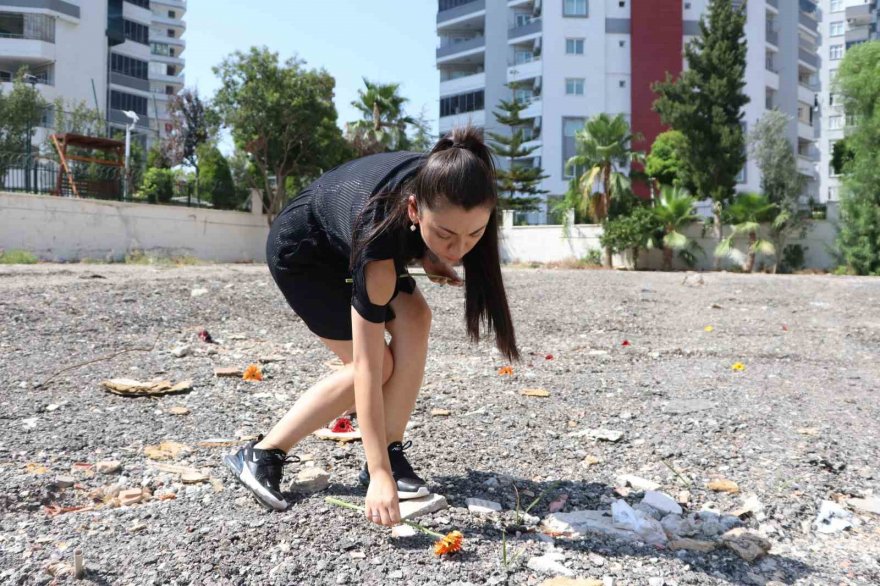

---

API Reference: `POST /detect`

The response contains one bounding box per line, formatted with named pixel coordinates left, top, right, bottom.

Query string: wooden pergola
left=50, top=133, right=125, bottom=199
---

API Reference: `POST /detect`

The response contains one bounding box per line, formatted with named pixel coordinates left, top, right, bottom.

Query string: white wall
left=500, top=220, right=840, bottom=271
left=1, top=192, right=269, bottom=262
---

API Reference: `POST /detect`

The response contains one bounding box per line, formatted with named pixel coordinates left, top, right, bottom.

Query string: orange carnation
left=243, top=364, right=263, bottom=381
left=433, top=530, right=464, bottom=556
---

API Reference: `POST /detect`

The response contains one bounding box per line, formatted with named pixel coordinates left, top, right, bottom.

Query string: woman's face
left=408, top=195, right=492, bottom=265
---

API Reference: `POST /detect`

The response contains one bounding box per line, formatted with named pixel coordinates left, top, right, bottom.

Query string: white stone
left=569, top=428, right=624, bottom=442
left=466, top=498, right=502, bottom=514
left=617, top=475, right=660, bottom=491
left=292, top=468, right=330, bottom=493
left=96, top=460, right=121, bottom=475
left=611, top=500, right=667, bottom=545
left=814, top=500, right=857, bottom=534
left=660, top=514, right=699, bottom=538
left=543, top=510, right=639, bottom=542
left=391, top=524, right=417, bottom=538
left=527, top=552, right=574, bottom=577
left=190, top=288, right=208, bottom=297
left=399, top=493, right=448, bottom=520
left=171, top=345, right=191, bottom=358
left=642, top=491, right=683, bottom=516
left=847, top=497, right=880, bottom=515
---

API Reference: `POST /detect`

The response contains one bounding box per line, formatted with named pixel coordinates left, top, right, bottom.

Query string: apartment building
left=818, top=0, right=878, bottom=204
left=436, top=0, right=823, bottom=221
left=0, top=0, right=185, bottom=147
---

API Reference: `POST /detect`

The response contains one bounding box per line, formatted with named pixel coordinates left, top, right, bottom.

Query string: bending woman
left=224, top=126, right=519, bottom=527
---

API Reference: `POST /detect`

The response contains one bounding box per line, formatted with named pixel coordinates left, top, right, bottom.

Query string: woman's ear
left=407, top=195, right=419, bottom=225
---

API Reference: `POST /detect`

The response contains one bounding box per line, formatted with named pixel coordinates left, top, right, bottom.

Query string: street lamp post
left=24, top=74, right=38, bottom=193
left=122, top=110, right=139, bottom=201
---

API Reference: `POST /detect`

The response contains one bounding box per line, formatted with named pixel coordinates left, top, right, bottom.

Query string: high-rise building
left=0, top=0, right=185, bottom=147
left=818, top=0, right=878, bottom=204
left=436, top=0, right=822, bottom=222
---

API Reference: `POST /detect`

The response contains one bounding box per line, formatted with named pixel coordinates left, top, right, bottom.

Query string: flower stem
left=344, top=273, right=460, bottom=284
left=324, top=497, right=443, bottom=538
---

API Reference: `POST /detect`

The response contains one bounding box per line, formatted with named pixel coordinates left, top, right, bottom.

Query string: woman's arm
left=352, top=259, right=399, bottom=526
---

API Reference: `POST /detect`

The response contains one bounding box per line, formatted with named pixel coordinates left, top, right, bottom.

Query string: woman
left=224, top=126, right=519, bottom=527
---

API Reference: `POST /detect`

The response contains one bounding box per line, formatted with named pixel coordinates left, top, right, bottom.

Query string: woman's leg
left=256, top=342, right=393, bottom=453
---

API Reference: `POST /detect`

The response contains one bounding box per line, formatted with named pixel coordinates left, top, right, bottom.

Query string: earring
left=410, top=223, right=417, bottom=232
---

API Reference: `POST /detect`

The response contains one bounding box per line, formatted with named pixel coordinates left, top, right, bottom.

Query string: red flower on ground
left=433, top=530, right=464, bottom=556
left=198, top=329, right=214, bottom=344
left=330, top=417, right=354, bottom=433
left=545, top=354, right=554, bottom=360
left=622, top=340, right=631, bottom=347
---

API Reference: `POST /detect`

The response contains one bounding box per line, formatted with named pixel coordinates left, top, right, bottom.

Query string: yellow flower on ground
left=704, top=325, right=714, bottom=332
left=243, top=364, right=263, bottom=381
left=433, top=530, right=464, bottom=556
left=731, top=362, right=746, bottom=372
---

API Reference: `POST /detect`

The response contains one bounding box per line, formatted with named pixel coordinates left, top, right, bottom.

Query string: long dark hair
left=351, top=126, right=519, bottom=362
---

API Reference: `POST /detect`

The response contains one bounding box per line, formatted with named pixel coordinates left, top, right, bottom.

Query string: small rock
left=391, top=524, right=417, bottom=538
left=569, top=428, right=624, bottom=442
left=527, top=552, right=574, bottom=577
left=180, top=470, right=209, bottom=484
left=548, top=493, right=569, bottom=514
left=119, top=488, right=144, bottom=506
left=847, top=496, right=880, bottom=515
left=399, top=494, right=448, bottom=520
left=292, top=468, right=330, bottom=493
left=167, top=406, right=190, bottom=416
left=642, top=491, right=682, bottom=515
left=720, top=528, right=771, bottom=562
left=648, top=579, right=664, bottom=586
left=661, top=514, right=698, bottom=538
left=617, top=475, right=660, bottom=491
left=388, top=570, right=403, bottom=579
left=430, top=408, right=451, bottom=417
left=662, top=399, right=715, bottom=414
left=538, top=579, right=604, bottom=586
left=668, top=538, right=717, bottom=552
left=708, top=479, right=740, bottom=494
left=95, top=461, right=121, bottom=475
left=214, top=367, right=243, bottom=378
left=634, top=503, right=663, bottom=520
left=171, top=345, right=191, bottom=358
left=582, top=456, right=601, bottom=467
left=46, top=404, right=60, bottom=412
left=814, top=500, right=856, bottom=533
left=466, top=498, right=502, bottom=514
left=190, top=288, right=208, bottom=297
left=677, top=490, right=691, bottom=505
left=54, top=476, right=75, bottom=488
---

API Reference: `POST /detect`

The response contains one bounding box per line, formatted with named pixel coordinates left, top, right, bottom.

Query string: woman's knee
left=410, top=300, right=432, bottom=334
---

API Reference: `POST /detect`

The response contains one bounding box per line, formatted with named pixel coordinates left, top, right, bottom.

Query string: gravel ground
left=1, top=264, right=879, bottom=586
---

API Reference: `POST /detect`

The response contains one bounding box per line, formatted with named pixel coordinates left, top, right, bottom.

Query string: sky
left=184, top=0, right=439, bottom=153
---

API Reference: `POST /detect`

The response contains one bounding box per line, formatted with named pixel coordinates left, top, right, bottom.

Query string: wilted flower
left=731, top=362, right=746, bottom=372
left=243, top=364, right=263, bottom=381
left=197, top=329, right=214, bottom=344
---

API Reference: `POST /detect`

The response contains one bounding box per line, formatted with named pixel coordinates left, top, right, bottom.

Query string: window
left=0, top=11, right=55, bottom=42
left=111, top=52, right=148, bottom=79
left=829, top=21, right=844, bottom=36
left=168, top=11, right=176, bottom=18
left=123, top=19, right=149, bottom=44
left=514, top=88, right=533, bottom=104
left=124, top=0, right=150, bottom=8
left=685, top=2, right=692, bottom=9
left=110, top=90, right=147, bottom=116
left=564, top=0, right=588, bottom=17
left=830, top=44, right=844, bottom=60
left=619, top=1, right=625, bottom=6
left=619, top=80, right=626, bottom=88
left=619, top=40, right=626, bottom=47
left=151, top=42, right=171, bottom=56
left=515, top=12, right=533, bottom=27
left=515, top=50, right=535, bottom=64
left=828, top=186, right=838, bottom=200
left=830, top=0, right=843, bottom=11
left=565, top=38, right=584, bottom=54
left=563, top=117, right=586, bottom=178
left=829, top=115, right=843, bottom=130
left=439, top=90, right=484, bottom=117
left=439, top=0, right=479, bottom=11
left=565, top=78, right=585, bottom=95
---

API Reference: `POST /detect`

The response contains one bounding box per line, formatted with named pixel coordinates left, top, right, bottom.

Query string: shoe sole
left=223, top=454, right=289, bottom=512
left=358, top=472, right=430, bottom=500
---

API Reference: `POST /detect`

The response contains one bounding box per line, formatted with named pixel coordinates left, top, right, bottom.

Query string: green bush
left=781, top=244, right=807, bottom=273
left=0, top=249, right=38, bottom=264
left=140, top=168, right=176, bottom=204
left=198, top=144, right=238, bottom=209
left=600, top=206, right=661, bottom=262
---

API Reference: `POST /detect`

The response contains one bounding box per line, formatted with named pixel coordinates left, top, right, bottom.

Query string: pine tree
left=652, top=0, right=749, bottom=266
left=487, top=84, right=548, bottom=217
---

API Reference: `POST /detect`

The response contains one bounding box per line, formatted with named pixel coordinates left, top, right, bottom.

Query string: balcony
left=152, top=0, right=187, bottom=9
left=150, top=52, right=185, bottom=66
left=846, top=3, right=872, bottom=25
left=508, top=18, right=541, bottom=41
left=798, top=120, right=815, bottom=139
left=798, top=11, right=818, bottom=34
left=439, top=71, right=485, bottom=96
left=439, top=109, right=485, bottom=133
left=766, top=28, right=779, bottom=46
left=797, top=155, right=816, bottom=177
left=436, top=35, right=485, bottom=61
left=109, top=109, right=150, bottom=129
left=437, top=0, right=485, bottom=26
left=507, top=57, right=541, bottom=84
left=798, top=83, right=816, bottom=105
left=158, top=34, right=186, bottom=48
left=110, top=72, right=150, bottom=92
left=149, top=70, right=185, bottom=85
left=846, top=26, right=871, bottom=46
left=766, top=0, right=779, bottom=9
left=151, top=13, right=186, bottom=28
left=0, top=38, right=55, bottom=63
left=519, top=97, right=542, bottom=119
left=798, top=48, right=819, bottom=68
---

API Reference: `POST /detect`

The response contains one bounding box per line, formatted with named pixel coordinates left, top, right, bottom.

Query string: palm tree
left=652, top=186, right=703, bottom=270
left=346, top=79, right=418, bottom=156
left=715, top=192, right=778, bottom=273
left=565, top=113, right=645, bottom=267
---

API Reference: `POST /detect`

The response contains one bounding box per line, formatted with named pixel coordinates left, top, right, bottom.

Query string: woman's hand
left=365, top=469, right=400, bottom=526
left=421, top=250, right=463, bottom=287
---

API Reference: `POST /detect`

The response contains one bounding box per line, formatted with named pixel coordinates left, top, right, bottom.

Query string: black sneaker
left=358, top=441, right=430, bottom=500
left=223, top=436, right=298, bottom=511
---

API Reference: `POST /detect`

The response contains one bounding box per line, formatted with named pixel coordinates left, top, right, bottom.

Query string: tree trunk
left=663, top=246, right=673, bottom=271
left=602, top=165, right=613, bottom=268
left=745, top=231, right=757, bottom=273
left=712, top=201, right=723, bottom=270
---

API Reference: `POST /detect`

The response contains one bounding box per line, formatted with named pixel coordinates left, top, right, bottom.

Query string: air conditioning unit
left=534, top=75, right=542, bottom=91
left=533, top=116, right=542, bottom=129
left=534, top=37, right=542, bottom=52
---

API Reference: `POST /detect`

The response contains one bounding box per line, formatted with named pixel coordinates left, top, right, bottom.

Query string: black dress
left=266, top=151, right=427, bottom=341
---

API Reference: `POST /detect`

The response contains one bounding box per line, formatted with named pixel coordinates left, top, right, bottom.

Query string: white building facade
left=436, top=0, right=823, bottom=222
left=0, top=0, right=185, bottom=147
left=817, top=0, right=878, bottom=204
